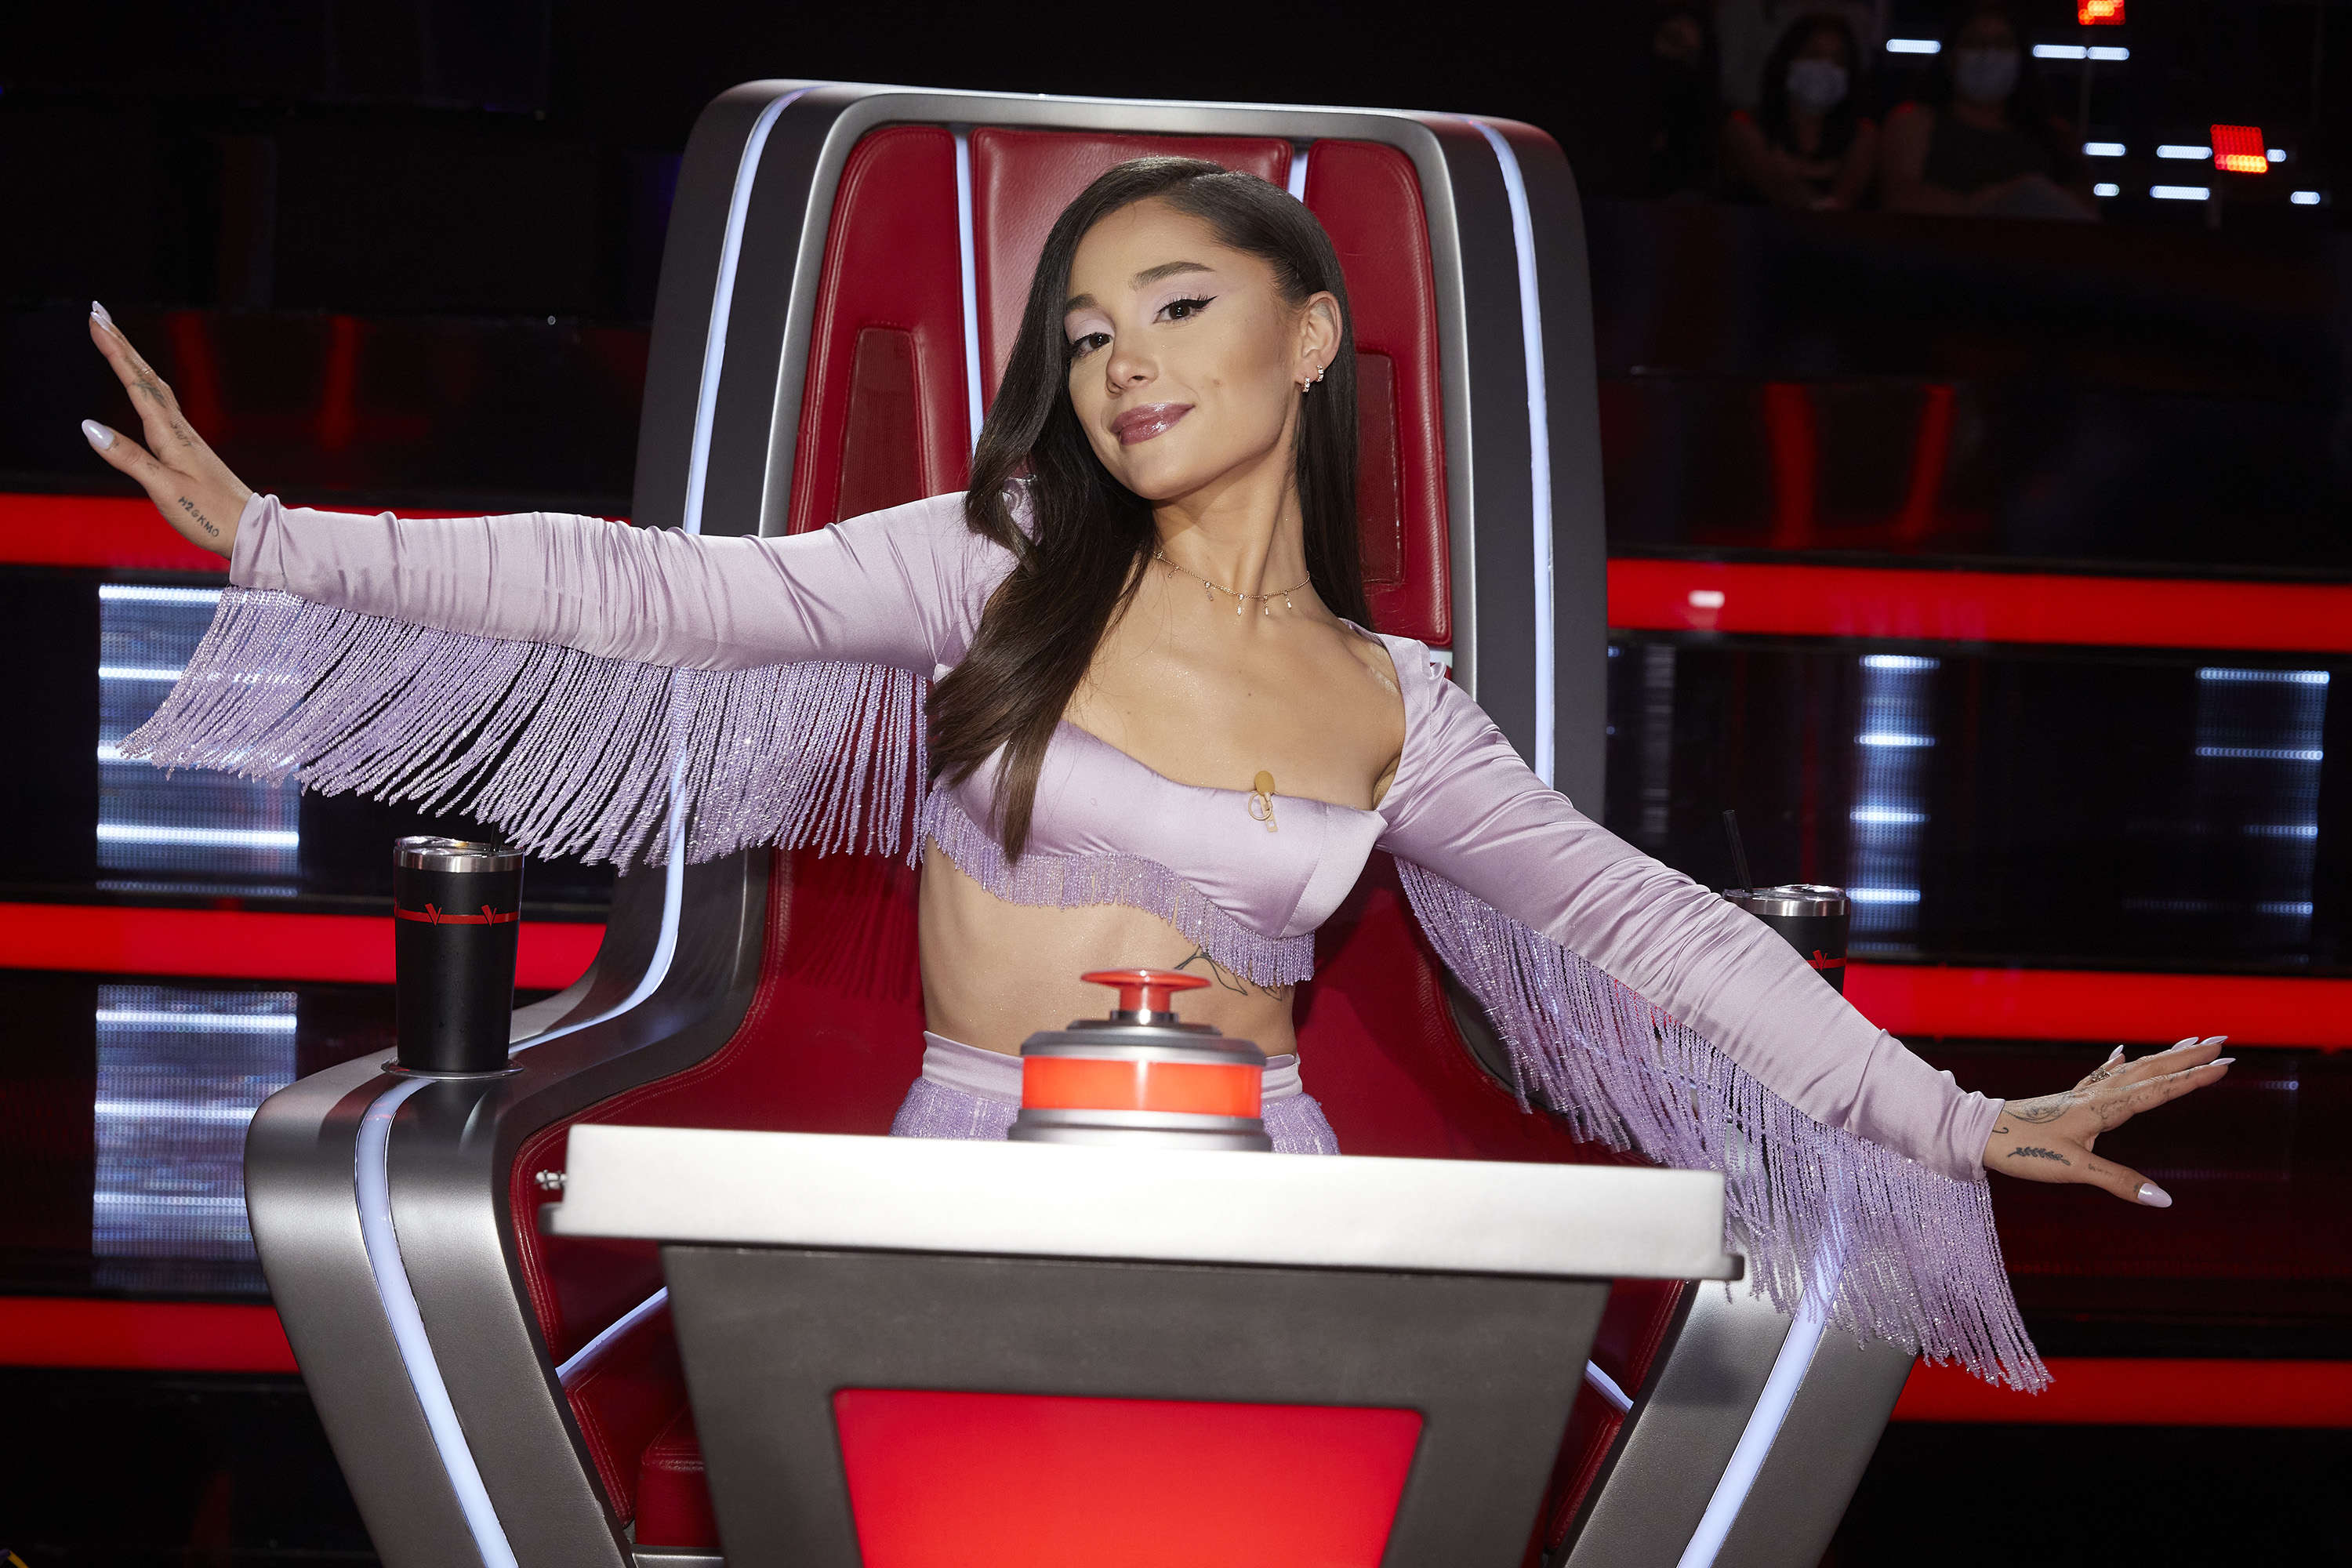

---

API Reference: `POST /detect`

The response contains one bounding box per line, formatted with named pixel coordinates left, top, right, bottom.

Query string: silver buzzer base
left=1009, top=1107, right=1274, bottom=1152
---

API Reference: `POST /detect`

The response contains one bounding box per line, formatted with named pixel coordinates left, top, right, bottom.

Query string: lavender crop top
left=218, top=488, right=2001, bottom=1188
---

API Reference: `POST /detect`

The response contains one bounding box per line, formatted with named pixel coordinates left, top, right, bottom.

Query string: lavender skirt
left=889, top=1033, right=1341, bottom=1156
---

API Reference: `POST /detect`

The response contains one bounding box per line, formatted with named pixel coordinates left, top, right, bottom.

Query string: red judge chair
left=245, top=84, right=1904, bottom=1568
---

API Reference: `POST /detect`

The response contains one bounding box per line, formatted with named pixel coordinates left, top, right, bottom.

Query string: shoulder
left=1381, top=636, right=1507, bottom=771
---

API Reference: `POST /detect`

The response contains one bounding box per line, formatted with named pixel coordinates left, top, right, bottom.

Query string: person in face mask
left=1881, top=2, right=2095, bottom=218
left=1722, top=13, right=1879, bottom=211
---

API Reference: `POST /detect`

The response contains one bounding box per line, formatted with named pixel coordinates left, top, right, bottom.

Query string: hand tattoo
left=177, top=496, right=218, bottom=538
left=2003, top=1092, right=2073, bottom=1124
left=1173, top=946, right=1293, bottom=1002
left=2007, top=1145, right=2070, bottom=1165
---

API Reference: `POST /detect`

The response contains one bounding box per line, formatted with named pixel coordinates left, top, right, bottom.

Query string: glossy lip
left=1110, top=402, right=1192, bottom=445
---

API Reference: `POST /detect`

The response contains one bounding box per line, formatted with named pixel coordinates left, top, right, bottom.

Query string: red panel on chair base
left=832, top=1388, right=1421, bottom=1568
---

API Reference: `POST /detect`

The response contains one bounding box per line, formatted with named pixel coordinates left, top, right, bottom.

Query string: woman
left=1722, top=12, right=1880, bottom=212
left=1882, top=2, right=2095, bottom=219
left=80, top=158, right=2220, bottom=1388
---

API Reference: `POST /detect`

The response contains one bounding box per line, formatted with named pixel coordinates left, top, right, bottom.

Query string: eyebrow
left=1062, top=260, right=1215, bottom=315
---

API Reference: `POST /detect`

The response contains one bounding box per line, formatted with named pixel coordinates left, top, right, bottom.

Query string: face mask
left=1953, top=47, right=2020, bottom=105
left=1785, top=58, right=1849, bottom=114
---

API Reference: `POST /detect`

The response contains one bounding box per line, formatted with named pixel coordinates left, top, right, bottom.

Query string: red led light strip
left=0, top=492, right=518, bottom=572
left=2, top=918, right=2339, bottom=1048
left=0, top=1296, right=298, bottom=1373
left=1847, top=963, right=2352, bottom=1051
left=0, top=902, right=602, bottom=990
left=1894, top=1357, right=2352, bottom=1428
left=1608, top=558, right=2352, bottom=655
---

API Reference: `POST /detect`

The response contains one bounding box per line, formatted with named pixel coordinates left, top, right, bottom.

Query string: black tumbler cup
left=1722, top=884, right=1849, bottom=993
left=394, top=837, right=525, bottom=1074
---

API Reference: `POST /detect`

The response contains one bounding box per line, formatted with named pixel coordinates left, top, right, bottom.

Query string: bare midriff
left=916, top=848, right=1300, bottom=1058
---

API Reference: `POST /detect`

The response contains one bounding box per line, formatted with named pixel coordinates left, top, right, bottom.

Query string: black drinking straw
left=1722, top=809, right=1755, bottom=893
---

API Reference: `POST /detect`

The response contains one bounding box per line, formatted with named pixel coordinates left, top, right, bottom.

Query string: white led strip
left=681, top=86, right=811, bottom=539
left=1583, top=1358, right=1633, bottom=1414
left=1467, top=119, right=1556, bottom=788
left=348, top=83, right=812, bottom=1561
left=1675, top=1259, right=1845, bottom=1567
left=356, top=1076, right=519, bottom=1567
left=954, top=130, right=987, bottom=454
left=557, top=1287, right=670, bottom=1388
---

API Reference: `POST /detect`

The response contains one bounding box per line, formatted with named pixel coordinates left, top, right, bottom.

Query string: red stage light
left=0, top=901, right=603, bottom=989
left=2078, top=0, right=2125, bottom=22
left=2212, top=125, right=2268, bottom=176
left=1606, top=558, right=2352, bottom=655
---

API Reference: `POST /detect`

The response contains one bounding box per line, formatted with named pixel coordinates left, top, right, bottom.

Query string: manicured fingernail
left=2203, top=1036, right=2228, bottom=1047
left=2107, top=1045, right=2127, bottom=1062
left=2212, top=1057, right=2234, bottom=1067
left=90, top=299, right=114, bottom=328
left=2136, top=1181, right=2172, bottom=1207
left=81, top=419, right=114, bottom=449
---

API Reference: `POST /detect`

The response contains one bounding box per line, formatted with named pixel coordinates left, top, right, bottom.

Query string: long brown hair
left=928, top=157, right=1368, bottom=859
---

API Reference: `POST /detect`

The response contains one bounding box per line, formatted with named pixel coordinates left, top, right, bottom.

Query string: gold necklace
left=1152, top=546, right=1312, bottom=616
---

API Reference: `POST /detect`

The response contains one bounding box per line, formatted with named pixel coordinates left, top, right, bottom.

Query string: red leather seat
left=507, top=119, right=1631, bottom=1552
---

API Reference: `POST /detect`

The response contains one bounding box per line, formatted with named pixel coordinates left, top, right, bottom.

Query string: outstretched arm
left=81, top=310, right=1007, bottom=675
left=1379, top=659, right=2225, bottom=1196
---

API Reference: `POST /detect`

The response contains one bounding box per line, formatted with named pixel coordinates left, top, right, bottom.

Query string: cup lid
left=1723, top=883, right=1847, bottom=916
left=394, top=837, right=524, bottom=873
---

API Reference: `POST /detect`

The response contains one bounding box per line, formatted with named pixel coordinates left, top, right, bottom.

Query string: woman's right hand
left=81, top=303, right=253, bottom=560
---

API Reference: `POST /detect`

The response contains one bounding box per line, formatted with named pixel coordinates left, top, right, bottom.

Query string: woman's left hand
left=1981, top=1036, right=2230, bottom=1207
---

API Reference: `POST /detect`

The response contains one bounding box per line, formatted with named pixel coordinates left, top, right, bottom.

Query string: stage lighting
left=2211, top=125, right=2267, bottom=176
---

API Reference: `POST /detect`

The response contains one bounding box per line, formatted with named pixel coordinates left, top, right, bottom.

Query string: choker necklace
left=1152, top=546, right=1312, bottom=616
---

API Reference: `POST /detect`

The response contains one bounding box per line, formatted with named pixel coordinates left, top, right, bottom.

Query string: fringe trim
left=919, top=789, right=1316, bottom=987
left=1397, top=861, right=2048, bottom=1392
left=118, top=590, right=924, bottom=866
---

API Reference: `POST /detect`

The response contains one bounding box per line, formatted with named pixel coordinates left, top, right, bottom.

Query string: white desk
left=549, top=1124, right=1737, bottom=1280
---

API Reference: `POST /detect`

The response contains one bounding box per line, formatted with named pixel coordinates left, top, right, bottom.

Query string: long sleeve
left=1376, top=641, right=2043, bottom=1390
left=1376, top=653, right=1999, bottom=1185
left=129, top=492, right=1015, bottom=866
left=228, top=490, right=1010, bottom=676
